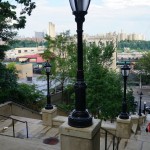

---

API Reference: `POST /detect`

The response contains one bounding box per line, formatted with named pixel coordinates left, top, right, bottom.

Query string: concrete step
left=32, top=126, right=52, bottom=139
left=45, top=127, right=59, bottom=137
left=10, top=115, right=42, bottom=124
left=0, top=119, right=12, bottom=132
left=52, top=116, right=67, bottom=127
left=1, top=121, right=28, bottom=137
left=0, top=135, right=60, bottom=150
left=131, top=123, right=138, bottom=134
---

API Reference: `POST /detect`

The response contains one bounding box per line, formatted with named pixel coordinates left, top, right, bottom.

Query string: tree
left=0, top=63, right=18, bottom=103
left=85, top=43, right=136, bottom=120
left=41, top=31, right=77, bottom=101
left=117, top=40, right=150, bottom=51
left=11, top=83, right=45, bottom=111
left=0, top=0, right=36, bottom=59
left=0, top=62, right=45, bottom=111
left=136, top=52, right=150, bottom=74
left=135, top=52, right=150, bottom=85
left=0, top=1, right=44, bottom=111
left=85, top=43, right=122, bottom=120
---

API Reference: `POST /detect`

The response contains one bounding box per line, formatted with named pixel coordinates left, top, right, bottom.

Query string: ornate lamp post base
left=68, top=109, right=92, bottom=128
left=119, top=112, right=129, bottom=119
left=45, top=104, right=53, bottom=110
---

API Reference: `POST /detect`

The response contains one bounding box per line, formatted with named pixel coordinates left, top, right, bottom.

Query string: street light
left=143, top=101, right=146, bottom=115
left=119, top=62, right=130, bottom=119
left=68, top=0, right=92, bottom=128
left=138, top=91, right=143, bottom=116
left=44, top=60, right=53, bottom=110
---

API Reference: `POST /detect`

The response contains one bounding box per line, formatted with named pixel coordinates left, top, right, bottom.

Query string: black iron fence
left=0, top=114, right=28, bottom=138
left=100, top=127, right=121, bottom=150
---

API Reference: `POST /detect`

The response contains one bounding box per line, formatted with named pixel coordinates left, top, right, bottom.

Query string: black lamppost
left=119, top=62, right=130, bottom=119
left=68, top=0, right=92, bottom=128
left=44, top=61, right=53, bottom=110
left=138, top=91, right=143, bottom=116
left=143, top=101, right=146, bottom=114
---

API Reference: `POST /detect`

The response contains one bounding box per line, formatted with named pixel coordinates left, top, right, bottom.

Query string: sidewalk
left=124, top=114, right=150, bottom=150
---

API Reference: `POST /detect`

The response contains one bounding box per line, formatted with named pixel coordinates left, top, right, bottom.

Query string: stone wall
left=51, top=91, right=62, bottom=105
left=0, top=102, right=12, bottom=120
left=0, top=102, right=41, bottom=120
left=11, top=103, right=42, bottom=120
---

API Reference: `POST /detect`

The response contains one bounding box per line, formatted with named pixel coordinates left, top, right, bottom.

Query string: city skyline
left=17, top=0, right=150, bottom=40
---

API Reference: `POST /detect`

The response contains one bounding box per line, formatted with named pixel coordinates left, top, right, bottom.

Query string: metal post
left=119, top=76, right=129, bottom=119
left=68, top=12, right=92, bottom=128
left=119, top=62, right=130, bottom=119
left=12, top=119, right=15, bottom=138
left=138, top=92, right=143, bottom=116
left=105, top=131, right=107, bottom=150
left=25, top=121, right=29, bottom=138
left=45, top=71, right=53, bottom=110
left=144, top=101, right=146, bottom=114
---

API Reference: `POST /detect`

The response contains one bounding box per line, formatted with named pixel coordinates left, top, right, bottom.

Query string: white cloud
left=17, top=0, right=150, bottom=39
left=101, top=0, right=150, bottom=9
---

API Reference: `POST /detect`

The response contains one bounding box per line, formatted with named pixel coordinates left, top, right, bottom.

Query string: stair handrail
left=100, top=126, right=121, bottom=150
left=0, top=114, right=29, bottom=138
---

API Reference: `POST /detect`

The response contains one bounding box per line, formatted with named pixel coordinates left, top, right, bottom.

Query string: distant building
left=117, top=51, right=145, bottom=62
left=15, top=63, right=33, bottom=79
left=35, top=32, right=45, bottom=39
left=5, top=47, right=45, bottom=59
left=118, top=33, right=127, bottom=41
left=117, top=32, right=145, bottom=41
left=47, top=22, right=56, bottom=38
left=17, top=54, right=45, bottom=63
left=83, top=33, right=117, bottom=70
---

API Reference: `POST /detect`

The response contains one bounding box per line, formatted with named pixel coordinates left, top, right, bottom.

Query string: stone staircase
left=0, top=114, right=150, bottom=150
left=118, top=115, right=150, bottom=150
left=0, top=115, right=60, bottom=150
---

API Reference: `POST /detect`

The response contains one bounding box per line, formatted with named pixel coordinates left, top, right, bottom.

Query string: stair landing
left=0, top=115, right=60, bottom=150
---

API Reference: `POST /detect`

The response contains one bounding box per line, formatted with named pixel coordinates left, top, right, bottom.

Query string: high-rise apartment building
left=117, top=32, right=145, bottom=41
left=47, top=22, right=56, bottom=38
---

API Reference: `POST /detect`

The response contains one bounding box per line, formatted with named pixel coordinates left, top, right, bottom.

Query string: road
left=131, top=86, right=150, bottom=112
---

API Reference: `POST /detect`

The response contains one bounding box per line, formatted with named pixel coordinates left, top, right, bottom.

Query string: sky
left=17, top=0, right=150, bottom=40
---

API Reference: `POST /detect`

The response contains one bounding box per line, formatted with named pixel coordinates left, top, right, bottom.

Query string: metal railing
left=0, top=115, right=28, bottom=138
left=100, top=127, right=121, bottom=150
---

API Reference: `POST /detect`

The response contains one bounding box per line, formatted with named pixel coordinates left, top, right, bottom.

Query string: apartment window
left=24, top=50, right=27, bottom=52
left=18, top=50, right=21, bottom=53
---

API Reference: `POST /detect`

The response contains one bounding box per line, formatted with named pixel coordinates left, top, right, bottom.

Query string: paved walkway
left=119, top=114, right=150, bottom=150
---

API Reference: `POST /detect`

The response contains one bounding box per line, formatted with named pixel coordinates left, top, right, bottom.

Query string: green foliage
left=0, top=63, right=45, bottom=111
left=118, top=40, right=150, bottom=51
left=7, top=62, right=16, bottom=70
left=42, top=31, right=76, bottom=101
left=57, top=85, right=75, bottom=112
left=136, top=52, right=150, bottom=74
left=126, top=89, right=136, bottom=113
left=85, top=43, right=135, bottom=120
left=9, top=40, right=44, bottom=48
left=0, top=45, right=10, bottom=60
left=0, top=63, right=18, bottom=103
left=85, top=43, right=122, bottom=119
left=0, top=0, right=36, bottom=59
left=43, top=32, right=135, bottom=120
left=11, top=83, right=45, bottom=111
left=134, top=52, right=150, bottom=85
